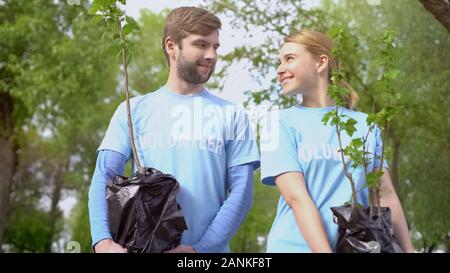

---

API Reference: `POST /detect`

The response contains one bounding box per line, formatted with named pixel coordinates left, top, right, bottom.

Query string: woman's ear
left=317, top=55, right=329, bottom=74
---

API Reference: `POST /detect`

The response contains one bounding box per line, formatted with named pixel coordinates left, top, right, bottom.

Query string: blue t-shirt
left=261, top=105, right=388, bottom=253
left=97, top=86, right=260, bottom=252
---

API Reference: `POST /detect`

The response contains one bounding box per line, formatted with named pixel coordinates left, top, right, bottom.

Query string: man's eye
left=286, top=56, right=293, bottom=61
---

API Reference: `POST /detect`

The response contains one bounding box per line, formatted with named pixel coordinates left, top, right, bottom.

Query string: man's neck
left=165, top=72, right=204, bottom=95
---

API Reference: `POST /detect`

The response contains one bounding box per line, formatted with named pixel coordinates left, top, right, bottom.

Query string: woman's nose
left=277, top=63, right=285, bottom=75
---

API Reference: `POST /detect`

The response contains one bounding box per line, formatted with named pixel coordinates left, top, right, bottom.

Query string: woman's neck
left=301, top=77, right=334, bottom=108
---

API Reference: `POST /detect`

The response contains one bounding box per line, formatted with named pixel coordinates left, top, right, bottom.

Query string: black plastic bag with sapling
left=107, top=168, right=187, bottom=253
left=331, top=206, right=403, bottom=253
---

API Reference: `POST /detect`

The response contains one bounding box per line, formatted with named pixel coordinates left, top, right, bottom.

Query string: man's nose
left=204, top=47, right=217, bottom=61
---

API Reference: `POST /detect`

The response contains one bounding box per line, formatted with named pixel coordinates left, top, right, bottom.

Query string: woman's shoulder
left=278, top=104, right=305, bottom=116
left=342, top=108, right=369, bottom=122
left=269, top=105, right=300, bottom=126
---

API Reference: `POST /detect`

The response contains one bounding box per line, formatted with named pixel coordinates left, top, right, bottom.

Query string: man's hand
left=164, top=245, right=196, bottom=253
left=94, top=238, right=127, bottom=253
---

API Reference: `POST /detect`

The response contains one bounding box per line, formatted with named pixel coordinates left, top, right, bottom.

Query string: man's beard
left=176, top=54, right=215, bottom=84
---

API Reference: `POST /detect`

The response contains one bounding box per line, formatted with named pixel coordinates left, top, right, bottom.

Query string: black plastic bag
left=106, top=167, right=187, bottom=253
left=331, top=205, right=403, bottom=253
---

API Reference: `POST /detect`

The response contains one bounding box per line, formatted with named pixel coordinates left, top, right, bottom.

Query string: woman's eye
left=287, top=56, right=293, bottom=61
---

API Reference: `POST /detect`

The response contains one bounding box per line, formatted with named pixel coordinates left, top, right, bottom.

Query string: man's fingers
left=164, top=247, right=178, bottom=253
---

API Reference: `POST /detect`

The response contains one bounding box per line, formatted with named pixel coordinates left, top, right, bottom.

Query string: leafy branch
left=323, top=27, right=400, bottom=213
left=89, top=0, right=143, bottom=172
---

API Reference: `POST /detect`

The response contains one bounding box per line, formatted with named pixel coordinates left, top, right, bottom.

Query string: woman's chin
left=281, top=88, right=300, bottom=97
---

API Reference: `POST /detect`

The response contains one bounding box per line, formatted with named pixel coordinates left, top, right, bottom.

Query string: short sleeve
left=98, top=103, right=132, bottom=159
left=373, top=126, right=389, bottom=170
left=225, top=108, right=260, bottom=170
left=261, top=118, right=303, bottom=186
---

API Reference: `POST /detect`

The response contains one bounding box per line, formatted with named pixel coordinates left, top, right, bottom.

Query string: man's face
left=175, top=32, right=220, bottom=84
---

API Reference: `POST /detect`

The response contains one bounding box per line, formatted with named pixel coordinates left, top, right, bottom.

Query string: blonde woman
left=261, top=31, right=414, bottom=253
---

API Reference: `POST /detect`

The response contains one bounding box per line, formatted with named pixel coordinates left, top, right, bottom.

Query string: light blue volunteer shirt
left=261, top=105, right=388, bottom=253
left=92, top=86, right=259, bottom=252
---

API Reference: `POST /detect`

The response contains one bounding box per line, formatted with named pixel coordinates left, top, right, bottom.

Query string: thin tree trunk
left=446, top=235, right=450, bottom=253
left=420, top=0, right=450, bottom=33
left=44, top=156, right=71, bottom=253
left=427, top=243, right=436, bottom=253
left=0, top=93, right=17, bottom=249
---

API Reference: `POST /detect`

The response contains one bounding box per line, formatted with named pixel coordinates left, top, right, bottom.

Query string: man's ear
left=165, top=36, right=176, bottom=59
left=317, top=55, right=329, bottom=74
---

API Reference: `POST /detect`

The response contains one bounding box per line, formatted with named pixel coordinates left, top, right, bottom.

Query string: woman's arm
left=379, top=168, right=415, bottom=253
left=275, top=171, right=333, bottom=253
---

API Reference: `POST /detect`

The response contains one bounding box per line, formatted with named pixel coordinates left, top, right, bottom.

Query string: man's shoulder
left=204, top=90, right=237, bottom=107
left=131, top=89, right=161, bottom=106
left=116, top=89, right=161, bottom=111
left=204, top=90, right=248, bottom=117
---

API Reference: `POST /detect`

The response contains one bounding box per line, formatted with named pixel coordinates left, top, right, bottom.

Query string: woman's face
left=277, top=42, right=318, bottom=96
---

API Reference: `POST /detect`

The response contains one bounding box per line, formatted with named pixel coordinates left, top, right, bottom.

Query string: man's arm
left=186, top=163, right=254, bottom=253
left=88, top=149, right=128, bottom=253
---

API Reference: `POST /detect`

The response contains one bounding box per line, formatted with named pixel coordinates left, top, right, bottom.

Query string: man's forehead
left=184, top=32, right=220, bottom=43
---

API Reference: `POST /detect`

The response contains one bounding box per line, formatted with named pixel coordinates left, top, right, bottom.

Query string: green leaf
left=343, top=200, right=353, bottom=207
left=328, top=26, right=343, bottom=38
left=115, top=49, right=123, bottom=64
left=123, top=23, right=134, bottom=36
left=126, top=16, right=141, bottom=32
left=351, top=138, right=363, bottom=148
left=331, top=115, right=340, bottom=126
left=110, top=6, right=124, bottom=17
left=90, top=15, right=104, bottom=24
left=126, top=50, right=133, bottom=65
left=366, top=171, right=383, bottom=189
left=88, top=0, right=102, bottom=15
left=343, top=118, right=357, bottom=137
left=385, top=69, right=400, bottom=80
left=322, top=111, right=335, bottom=125
left=366, top=113, right=377, bottom=126
left=108, top=39, right=126, bottom=58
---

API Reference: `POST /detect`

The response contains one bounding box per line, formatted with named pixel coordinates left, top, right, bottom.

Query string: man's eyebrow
left=191, top=39, right=210, bottom=44
left=191, top=39, right=220, bottom=47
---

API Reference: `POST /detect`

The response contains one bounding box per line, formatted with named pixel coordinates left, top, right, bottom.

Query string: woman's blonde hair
left=284, top=30, right=358, bottom=109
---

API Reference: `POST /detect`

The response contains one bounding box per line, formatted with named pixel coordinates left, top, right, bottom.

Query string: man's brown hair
left=162, top=7, right=222, bottom=65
